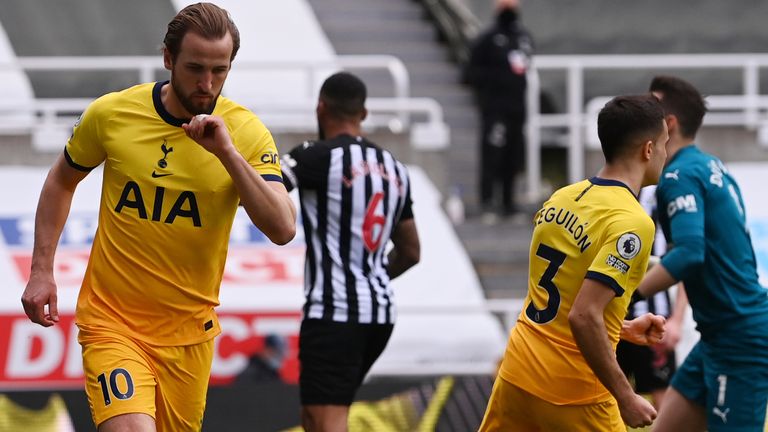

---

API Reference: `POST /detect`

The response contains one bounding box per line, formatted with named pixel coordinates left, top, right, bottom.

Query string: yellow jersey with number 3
left=66, top=81, right=283, bottom=346
left=498, top=178, right=654, bottom=405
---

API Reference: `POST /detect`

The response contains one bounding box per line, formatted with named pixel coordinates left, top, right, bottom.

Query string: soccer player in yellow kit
left=20, top=3, right=296, bottom=431
left=479, top=94, right=669, bottom=431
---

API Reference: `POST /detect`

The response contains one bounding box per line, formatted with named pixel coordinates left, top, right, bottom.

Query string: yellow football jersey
left=499, top=178, right=654, bottom=405
left=67, top=81, right=283, bottom=346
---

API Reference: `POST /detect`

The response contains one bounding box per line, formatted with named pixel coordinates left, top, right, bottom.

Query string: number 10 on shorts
left=97, top=368, right=135, bottom=406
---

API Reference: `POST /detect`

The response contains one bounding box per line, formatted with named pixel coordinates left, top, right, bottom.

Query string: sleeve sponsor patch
left=616, top=232, right=641, bottom=260
left=606, top=254, right=630, bottom=274
left=666, top=194, right=697, bottom=217
left=260, top=152, right=279, bottom=164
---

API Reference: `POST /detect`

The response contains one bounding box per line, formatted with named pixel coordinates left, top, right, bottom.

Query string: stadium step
left=332, top=40, right=451, bottom=62
left=308, top=0, right=481, bottom=201
left=307, top=0, right=535, bottom=306
left=455, top=216, right=534, bottom=299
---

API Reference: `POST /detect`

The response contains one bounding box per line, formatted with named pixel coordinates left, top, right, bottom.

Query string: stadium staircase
left=305, top=0, right=532, bottom=299
left=306, top=0, right=481, bottom=211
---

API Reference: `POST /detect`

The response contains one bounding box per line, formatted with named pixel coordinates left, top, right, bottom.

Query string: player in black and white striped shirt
left=617, top=185, right=688, bottom=408
left=281, top=72, right=421, bottom=431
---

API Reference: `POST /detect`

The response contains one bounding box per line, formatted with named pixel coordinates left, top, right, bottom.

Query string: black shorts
left=616, top=340, right=676, bottom=393
left=299, top=319, right=394, bottom=406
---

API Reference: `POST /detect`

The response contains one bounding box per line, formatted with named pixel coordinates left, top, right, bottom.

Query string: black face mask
left=496, top=8, right=519, bottom=29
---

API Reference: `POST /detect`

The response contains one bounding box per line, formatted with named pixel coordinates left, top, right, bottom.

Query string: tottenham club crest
left=158, top=141, right=173, bottom=168
left=616, top=232, right=641, bottom=260
left=151, top=140, right=174, bottom=178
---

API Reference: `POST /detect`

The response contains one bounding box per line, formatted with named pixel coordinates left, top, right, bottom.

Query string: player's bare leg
left=98, top=413, right=156, bottom=432
left=302, top=405, right=349, bottom=432
left=652, top=387, right=705, bottom=432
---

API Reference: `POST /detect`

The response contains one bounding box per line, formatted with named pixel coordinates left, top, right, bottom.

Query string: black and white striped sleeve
left=281, top=141, right=328, bottom=192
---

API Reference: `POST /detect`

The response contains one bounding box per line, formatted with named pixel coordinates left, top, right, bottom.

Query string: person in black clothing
left=281, top=72, right=421, bottom=432
left=233, top=334, right=288, bottom=385
left=464, top=0, right=533, bottom=221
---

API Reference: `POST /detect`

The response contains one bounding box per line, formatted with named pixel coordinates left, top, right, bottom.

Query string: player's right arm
left=570, top=278, right=657, bottom=428
left=280, top=141, right=322, bottom=193
left=21, top=154, right=89, bottom=327
left=638, top=170, right=705, bottom=298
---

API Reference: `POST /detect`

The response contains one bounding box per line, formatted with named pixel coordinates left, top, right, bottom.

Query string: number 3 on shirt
left=525, top=243, right=566, bottom=324
left=363, top=192, right=385, bottom=251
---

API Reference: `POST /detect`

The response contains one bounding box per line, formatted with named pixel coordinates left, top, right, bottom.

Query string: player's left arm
left=387, top=182, right=420, bottom=279
left=387, top=218, right=420, bottom=280
left=183, top=114, right=296, bottom=245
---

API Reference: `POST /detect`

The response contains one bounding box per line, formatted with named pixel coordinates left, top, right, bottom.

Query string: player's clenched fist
left=21, top=273, right=59, bottom=327
left=619, top=393, right=657, bottom=428
left=182, top=114, right=233, bottom=157
left=621, top=312, right=666, bottom=345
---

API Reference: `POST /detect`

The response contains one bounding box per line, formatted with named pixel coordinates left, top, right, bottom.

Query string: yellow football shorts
left=79, top=325, right=214, bottom=430
left=479, top=375, right=626, bottom=432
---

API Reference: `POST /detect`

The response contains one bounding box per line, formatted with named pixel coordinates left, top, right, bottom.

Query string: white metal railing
left=8, top=55, right=411, bottom=101
left=0, top=55, right=449, bottom=151
left=232, top=97, right=449, bottom=150
left=526, top=53, right=768, bottom=202
left=484, top=298, right=524, bottom=332
left=584, top=95, right=768, bottom=150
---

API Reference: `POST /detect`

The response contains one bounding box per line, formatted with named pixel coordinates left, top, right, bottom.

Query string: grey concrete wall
left=0, top=0, right=175, bottom=97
